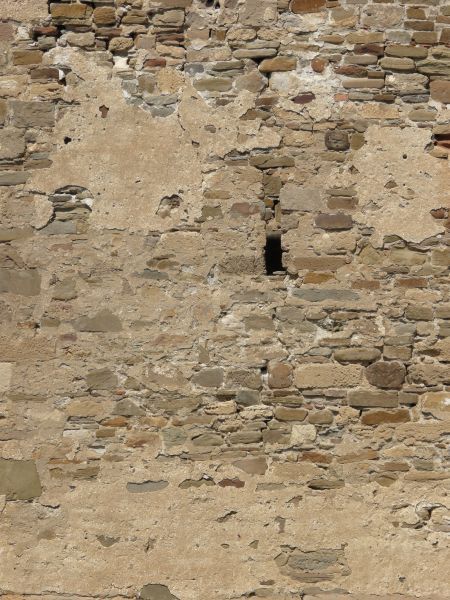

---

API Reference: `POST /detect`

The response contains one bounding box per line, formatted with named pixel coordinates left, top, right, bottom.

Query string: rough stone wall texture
left=0, top=0, right=449, bottom=599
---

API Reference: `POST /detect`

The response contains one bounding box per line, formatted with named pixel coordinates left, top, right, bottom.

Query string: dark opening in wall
left=265, top=232, right=285, bottom=275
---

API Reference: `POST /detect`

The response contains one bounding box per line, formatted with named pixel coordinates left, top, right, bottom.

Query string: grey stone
left=140, top=584, right=179, bottom=600
left=0, top=171, right=29, bottom=186
left=126, top=480, right=168, bottom=493
left=292, top=288, right=360, bottom=302
left=236, top=389, right=260, bottom=406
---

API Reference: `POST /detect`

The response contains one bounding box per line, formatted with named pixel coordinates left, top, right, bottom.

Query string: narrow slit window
left=265, top=232, right=285, bottom=275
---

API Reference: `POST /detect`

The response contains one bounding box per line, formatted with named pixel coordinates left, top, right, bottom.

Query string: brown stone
left=430, top=80, right=450, bottom=103
left=315, top=213, right=353, bottom=230
left=292, top=92, right=315, bottom=104
left=194, top=78, right=232, bottom=92
left=274, top=407, right=308, bottom=421
left=291, top=0, right=326, bottom=13
left=311, top=58, right=326, bottom=73
left=385, top=45, right=428, bottom=59
left=0, top=22, right=14, bottom=41
left=293, top=256, right=347, bottom=271
left=12, top=50, right=43, bottom=66
left=343, top=78, right=385, bottom=89
left=365, top=361, right=406, bottom=389
left=334, top=348, right=381, bottom=363
left=93, top=7, right=116, bottom=25
left=348, top=390, right=399, bottom=408
left=109, top=37, right=134, bottom=53
left=87, top=368, right=118, bottom=390
left=259, top=57, right=297, bottom=72
left=140, top=584, right=179, bottom=600
left=268, top=363, right=293, bottom=388
left=361, top=409, right=410, bottom=426
left=50, top=3, right=91, bottom=20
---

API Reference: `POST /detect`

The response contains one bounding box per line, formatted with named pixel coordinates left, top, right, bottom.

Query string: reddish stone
left=0, top=23, right=14, bottom=42
left=292, top=92, right=316, bottom=104
left=144, top=58, right=167, bottom=68
left=311, top=57, right=326, bottom=73
left=334, top=65, right=368, bottom=77
left=430, top=207, right=448, bottom=219
left=354, top=43, right=384, bottom=56
left=32, top=25, right=58, bottom=37
left=30, top=67, right=60, bottom=81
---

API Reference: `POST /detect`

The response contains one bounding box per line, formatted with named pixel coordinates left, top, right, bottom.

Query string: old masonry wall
left=0, top=0, right=449, bottom=599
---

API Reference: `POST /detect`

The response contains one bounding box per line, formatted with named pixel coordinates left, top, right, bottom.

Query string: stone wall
left=0, top=0, right=449, bottom=599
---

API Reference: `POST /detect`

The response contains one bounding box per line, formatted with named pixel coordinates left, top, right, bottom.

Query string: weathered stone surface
left=192, top=368, right=223, bottom=387
left=325, top=130, right=350, bottom=151
left=73, top=310, right=122, bottom=332
left=430, top=80, right=450, bottom=103
left=291, top=423, right=317, bottom=445
left=259, top=57, right=297, bottom=72
left=11, top=101, right=55, bottom=128
left=86, top=368, right=118, bottom=390
left=295, top=364, right=363, bottom=389
left=361, top=409, right=410, bottom=425
left=0, top=459, right=42, bottom=500
left=0, top=1, right=449, bottom=597
left=291, top=0, right=326, bottom=13
left=140, top=584, right=179, bottom=600
left=0, top=269, right=40, bottom=296
left=334, top=348, right=381, bottom=363
left=348, top=390, right=399, bottom=408
left=0, top=128, right=26, bottom=160
left=366, top=361, right=406, bottom=389
left=315, top=213, right=353, bottom=230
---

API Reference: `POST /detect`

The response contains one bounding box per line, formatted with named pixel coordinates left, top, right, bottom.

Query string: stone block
left=295, top=364, right=363, bottom=389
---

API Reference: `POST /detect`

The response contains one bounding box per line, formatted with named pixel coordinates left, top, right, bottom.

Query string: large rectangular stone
left=295, top=364, right=363, bottom=389
left=343, top=78, right=385, bottom=88
left=292, top=288, right=360, bottom=302
left=11, top=101, right=55, bottom=128
left=348, top=390, right=399, bottom=408
left=0, top=171, right=29, bottom=186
